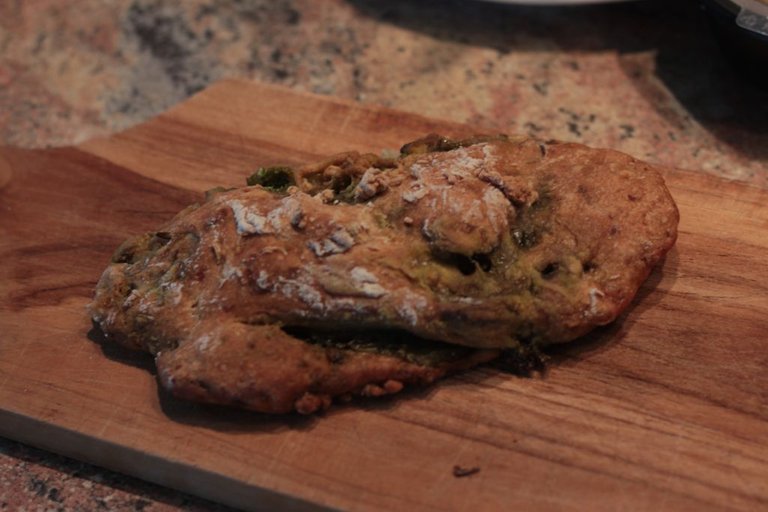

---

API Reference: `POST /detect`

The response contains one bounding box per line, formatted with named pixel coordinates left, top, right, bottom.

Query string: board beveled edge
left=0, top=409, right=331, bottom=512
left=74, top=78, right=766, bottom=197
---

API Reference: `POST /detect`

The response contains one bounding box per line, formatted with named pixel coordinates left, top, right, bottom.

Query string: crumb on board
left=452, top=465, right=481, bottom=478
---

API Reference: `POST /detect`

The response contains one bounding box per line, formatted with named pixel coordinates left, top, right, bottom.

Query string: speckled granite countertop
left=1, top=0, right=766, bottom=510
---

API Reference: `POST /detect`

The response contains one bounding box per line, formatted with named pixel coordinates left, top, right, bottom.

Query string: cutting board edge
left=0, top=408, right=331, bottom=512
left=1, top=79, right=762, bottom=198
left=0, top=79, right=752, bottom=200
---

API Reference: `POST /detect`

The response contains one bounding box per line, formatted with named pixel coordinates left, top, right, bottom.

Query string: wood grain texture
left=1, top=79, right=767, bottom=512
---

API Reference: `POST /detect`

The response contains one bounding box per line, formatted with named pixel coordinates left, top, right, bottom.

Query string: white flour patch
left=350, top=267, right=388, bottom=298
left=122, top=288, right=141, bottom=309
left=326, top=296, right=372, bottom=314
left=587, top=287, right=605, bottom=316
left=274, top=275, right=325, bottom=312
left=165, top=282, right=184, bottom=305
left=229, top=200, right=271, bottom=235
left=355, top=167, right=387, bottom=201
left=296, top=282, right=324, bottom=309
left=482, top=186, right=510, bottom=233
left=421, top=218, right=433, bottom=240
left=402, top=183, right=428, bottom=203
left=331, top=228, right=355, bottom=248
left=195, top=332, right=220, bottom=353
left=409, top=162, right=426, bottom=179
left=281, top=196, right=304, bottom=229
left=256, top=270, right=270, bottom=290
left=438, top=144, right=489, bottom=179
left=308, top=227, right=356, bottom=257
left=266, top=208, right=285, bottom=232
left=397, top=292, right=428, bottom=327
left=219, top=263, right=243, bottom=287
left=414, top=143, right=498, bottom=184
left=454, top=296, right=481, bottom=304
left=482, top=143, right=498, bottom=165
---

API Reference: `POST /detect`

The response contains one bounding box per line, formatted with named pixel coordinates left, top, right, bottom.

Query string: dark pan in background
left=702, top=0, right=768, bottom=85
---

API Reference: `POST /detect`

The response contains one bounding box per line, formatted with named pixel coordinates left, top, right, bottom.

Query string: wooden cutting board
left=1, top=79, right=767, bottom=512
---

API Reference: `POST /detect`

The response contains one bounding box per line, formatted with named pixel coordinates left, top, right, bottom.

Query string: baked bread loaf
left=90, top=134, right=678, bottom=414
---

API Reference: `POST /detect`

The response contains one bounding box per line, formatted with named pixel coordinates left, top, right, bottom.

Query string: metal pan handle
left=735, top=0, right=768, bottom=35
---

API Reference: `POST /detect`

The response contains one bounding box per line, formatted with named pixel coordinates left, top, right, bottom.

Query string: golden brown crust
left=154, top=321, right=498, bottom=414
left=90, top=134, right=678, bottom=414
